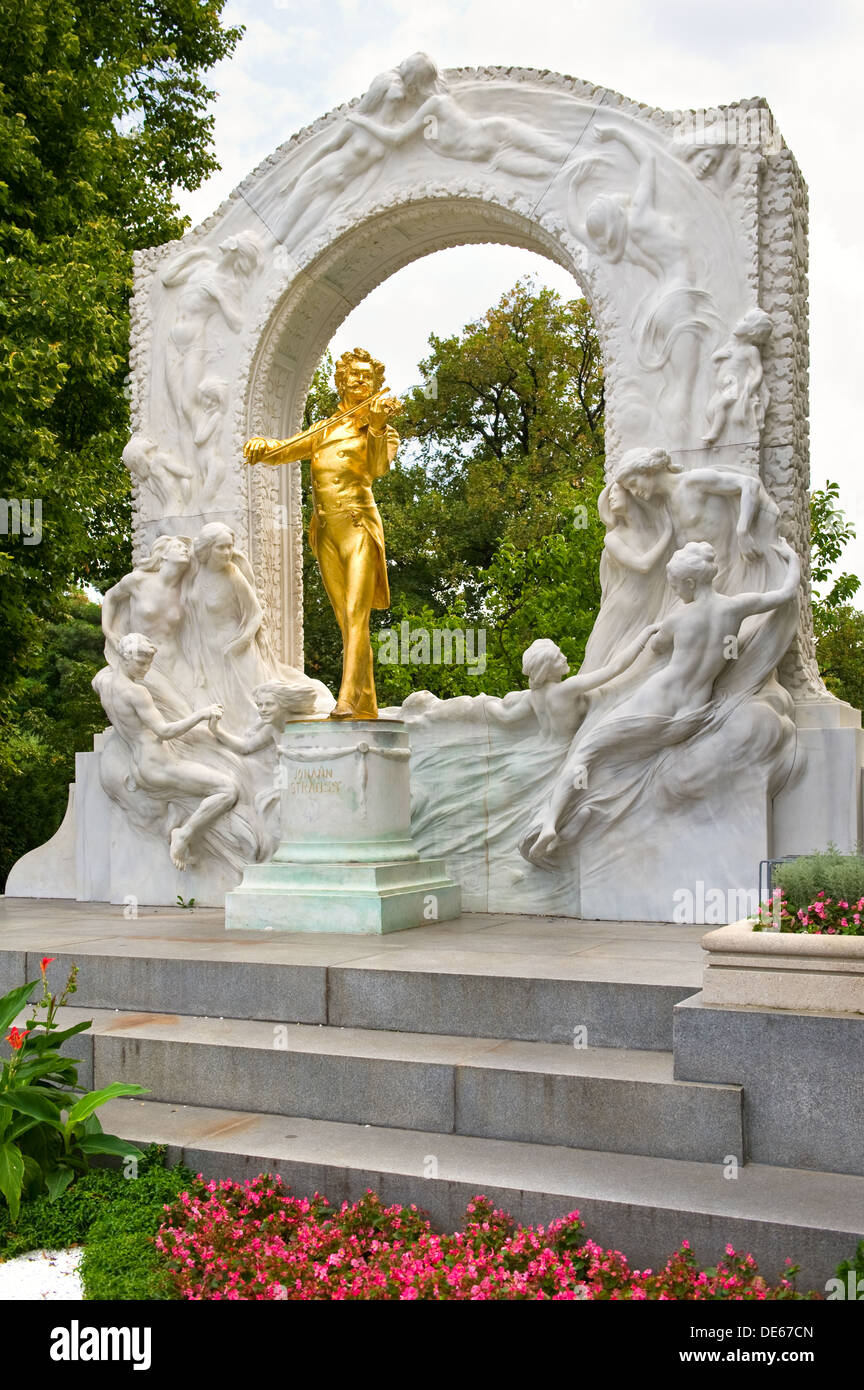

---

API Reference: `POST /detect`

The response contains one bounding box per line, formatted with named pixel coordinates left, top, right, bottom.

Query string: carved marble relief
left=93, top=531, right=334, bottom=875
left=160, top=233, right=260, bottom=469
left=122, top=434, right=193, bottom=521
left=703, top=307, right=773, bottom=446
left=568, top=123, right=724, bottom=446
left=7, top=57, right=829, bottom=911
left=396, top=440, right=800, bottom=908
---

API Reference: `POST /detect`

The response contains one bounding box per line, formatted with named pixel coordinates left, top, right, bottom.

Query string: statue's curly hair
left=667, top=540, right=718, bottom=589
left=616, top=446, right=683, bottom=481
left=334, top=347, right=385, bottom=398
left=117, top=631, right=157, bottom=661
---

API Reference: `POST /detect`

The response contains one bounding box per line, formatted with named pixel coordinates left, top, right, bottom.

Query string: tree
left=0, top=0, right=242, bottom=885
left=0, top=593, right=106, bottom=885
left=810, top=482, right=864, bottom=710
left=813, top=604, right=864, bottom=713
left=0, top=0, right=242, bottom=694
left=810, top=481, right=861, bottom=611
left=380, top=280, right=605, bottom=699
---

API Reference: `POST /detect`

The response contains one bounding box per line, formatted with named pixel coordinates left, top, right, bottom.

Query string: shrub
left=2, top=1169, right=829, bottom=1301
left=773, top=850, right=864, bottom=916
left=155, top=1179, right=819, bottom=1301
left=0, top=1162, right=122, bottom=1258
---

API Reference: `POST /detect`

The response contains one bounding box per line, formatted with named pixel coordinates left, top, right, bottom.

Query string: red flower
left=40, top=956, right=56, bottom=973
left=6, top=1026, right=29, bottom=1050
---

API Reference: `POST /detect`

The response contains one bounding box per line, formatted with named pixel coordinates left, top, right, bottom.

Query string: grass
left=0, top=1146, right=193, bottom=1299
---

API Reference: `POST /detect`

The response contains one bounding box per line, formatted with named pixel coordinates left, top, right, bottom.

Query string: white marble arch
left=127, top=58, right=821, bottom=704
left=10, top=57, right=861, bottom=917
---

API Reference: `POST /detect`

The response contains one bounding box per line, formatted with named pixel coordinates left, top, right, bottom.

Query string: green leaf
left=1, top=1087, right=64, bottom=1125
left=20, top=1153, right=44, bottom=1189
left=75, top=1133, right=144, bottom=1161
left=7, top=1113, right=41, bottom=1141
left=13, top=1054, right=76, bottom=1085
left=65, top=1082, right=148, bottom=1129
left=0, top=981, right=37, bottom=1033
left=44, top=1165, right=76, bottom=1202
left=0, top=1142, right=25, bottom=1221
left=26, top=1021, right=91, bottom=1053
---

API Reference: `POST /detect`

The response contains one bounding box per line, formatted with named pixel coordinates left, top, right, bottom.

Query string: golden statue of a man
left=244, top=348, right=400, bottom=720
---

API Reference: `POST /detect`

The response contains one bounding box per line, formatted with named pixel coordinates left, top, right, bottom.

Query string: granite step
left=64, top=1006, right=743, bottom=1163
left=0, top=941, right=700, bottom=1050
left=101, top=1096, right=864, bottom=1290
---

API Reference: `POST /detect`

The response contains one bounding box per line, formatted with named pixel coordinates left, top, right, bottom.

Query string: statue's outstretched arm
left=136, top=688, right=222, bottom=742
left=244, top=424, right=326, bottom=466
left=569, top=623, right=659, bottom=691
left=160, top=248, right=209, bottom=287
left=594, top=122, right=655, bottom=210
left=728, top=540, right=800, bottom=621
left=347, top=100, right=433, bottom=147
left=484, top=689, right=534, bottom=725
left=208, top=718, right=271, bottom=756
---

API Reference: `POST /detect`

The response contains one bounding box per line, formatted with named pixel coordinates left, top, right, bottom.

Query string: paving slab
left=0, top=899, right=704, bottom=1046
left=0, top=898, right=703, bottom=979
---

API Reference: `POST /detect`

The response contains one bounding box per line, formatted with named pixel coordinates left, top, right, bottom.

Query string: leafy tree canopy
left=0, top=0, right=241, bottom=884
left=0, top=592, right=105, bottom=885
left=810, top=481, right=861, bottom=610
left=0, top=0, right=242, bottom=691
left=810, top=482, right=864, bottom=710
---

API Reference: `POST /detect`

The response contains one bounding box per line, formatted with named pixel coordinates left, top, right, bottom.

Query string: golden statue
left=244, top=348, right=401, bottom=720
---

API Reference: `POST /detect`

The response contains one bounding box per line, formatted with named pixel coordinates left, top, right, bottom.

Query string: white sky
left=176, top=0, right=864, bottom=587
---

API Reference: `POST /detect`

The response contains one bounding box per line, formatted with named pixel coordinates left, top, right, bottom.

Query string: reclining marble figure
left=519, top=538, right=801, bottom=865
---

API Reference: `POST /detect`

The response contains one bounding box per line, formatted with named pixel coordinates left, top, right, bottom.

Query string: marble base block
left=225, top=720, right=461, bottom=934
left=772, top=712, right=863, bottom=858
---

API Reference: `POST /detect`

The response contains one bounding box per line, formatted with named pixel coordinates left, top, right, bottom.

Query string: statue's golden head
left=334, top=347, right=385, bottom=403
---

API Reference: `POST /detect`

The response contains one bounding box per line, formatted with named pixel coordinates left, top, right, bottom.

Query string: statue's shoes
left=329, top=703, right=377, bottom=720
left=329, top=703, right=358, bottom=719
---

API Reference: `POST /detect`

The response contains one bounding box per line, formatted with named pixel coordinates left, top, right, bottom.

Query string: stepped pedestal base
left=225, top=718, right=461, bottom=934
left=225, top=858, right=461, bottom=934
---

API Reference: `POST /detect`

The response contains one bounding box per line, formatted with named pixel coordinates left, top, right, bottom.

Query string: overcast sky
left=176, top=0, right=864, bottom=586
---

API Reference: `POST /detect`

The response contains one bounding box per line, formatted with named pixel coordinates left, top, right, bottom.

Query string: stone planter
left=701, top=919, right=864, bottom=1014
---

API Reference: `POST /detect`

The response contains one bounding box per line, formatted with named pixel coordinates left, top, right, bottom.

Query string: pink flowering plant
left=0, top=960, right=146, bottom=1221
left=752, top=891, right=864, bottom=935
left=154, top=1176, right=817, bottom=1301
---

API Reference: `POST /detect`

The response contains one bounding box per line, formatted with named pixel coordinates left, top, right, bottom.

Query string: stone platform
left=2, top=897, right=862, bottom=1286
